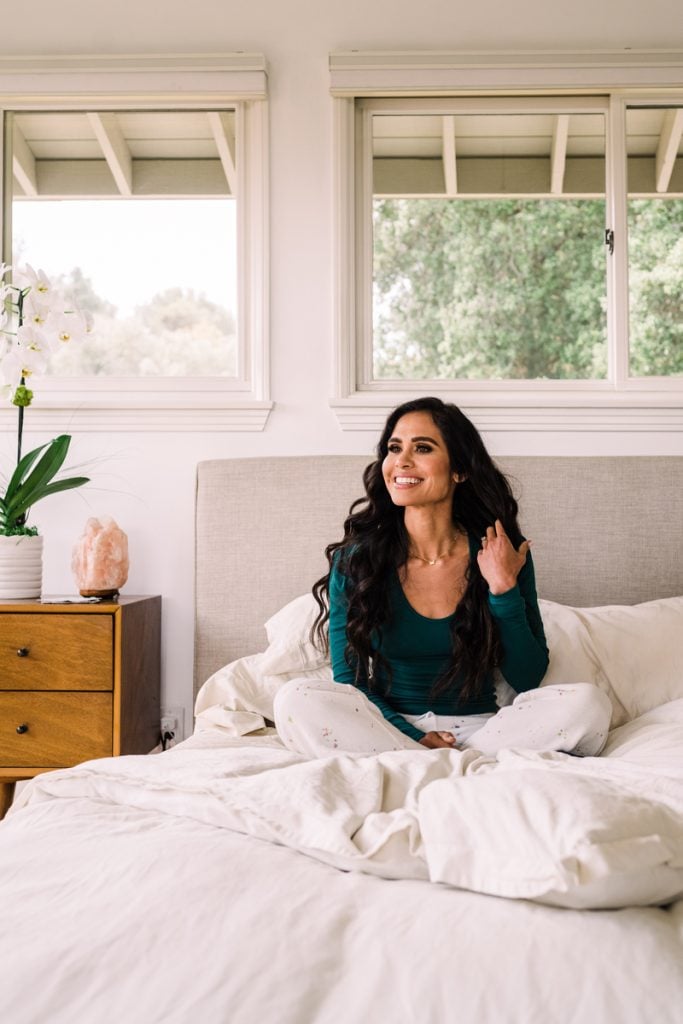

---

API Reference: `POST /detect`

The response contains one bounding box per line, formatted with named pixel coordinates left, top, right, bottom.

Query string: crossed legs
left=273, top=678, right=612, bottom=759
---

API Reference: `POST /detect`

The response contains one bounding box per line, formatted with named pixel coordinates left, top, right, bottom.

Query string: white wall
left=5, top=0, right=683, bottom=735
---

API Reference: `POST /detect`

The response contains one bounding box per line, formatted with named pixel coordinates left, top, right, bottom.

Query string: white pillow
left=193, top=595, right=331, bottom=734
left=419, top=767, right=683, bottom=909
left=194, top=649, right=333, bottom=727
left=261, top=592, right=325, bottom=675
left=601, top=698, right=683, bottom=773
left=195, top=652, right=281, bottom=719
left=540, top=597, right=683, bottom=728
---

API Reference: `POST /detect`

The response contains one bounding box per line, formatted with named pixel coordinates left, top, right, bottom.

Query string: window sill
left=0, top=396, right=273, bottom=432
left=331, top=391, right=683, bottom=432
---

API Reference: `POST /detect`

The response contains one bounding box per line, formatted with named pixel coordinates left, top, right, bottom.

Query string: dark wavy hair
left=311, top=396, right=524, bottom=705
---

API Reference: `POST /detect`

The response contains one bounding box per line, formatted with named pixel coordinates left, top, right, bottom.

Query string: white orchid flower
left=15, top=264, right=52, bottom=298
left=15, top=322, right=53, bottom=366
left=0, top=264, right=94, bottom=476
left=0, top=348, right=18, bottom=385
left=0, top=347, right=31, bottom=388
left=0, top=350, right=22, bottom=388
left=0, top=344, right=48, bottom=384
left=44, top=309, right=86, bottom=346
left=22, top=293, right=51, bottom=328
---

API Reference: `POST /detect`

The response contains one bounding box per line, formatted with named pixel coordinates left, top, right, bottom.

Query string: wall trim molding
left=331, top=397, right=683, bottom=433
left=0, top=53, right=268, bottom=100
left=329, top=49, right=683, bottom=95
left=0, top=401, right=273, bottom=433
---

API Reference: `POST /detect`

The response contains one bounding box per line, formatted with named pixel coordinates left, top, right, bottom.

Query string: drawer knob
left=16, top=724, right=29, bottom=734
left=16, top=647, right=30, bottom=658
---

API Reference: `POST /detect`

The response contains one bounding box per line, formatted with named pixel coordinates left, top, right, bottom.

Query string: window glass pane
left=627, top=106, right=683, bottom=378
left=372, top=112, right=607, bottom=381
left=11, top=110, right=237, bottom=377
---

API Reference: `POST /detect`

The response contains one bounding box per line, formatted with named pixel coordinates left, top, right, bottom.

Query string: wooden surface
left=0, top=595, right=161, bottom=818
left=0, top=614, right=112, bottom=690
left=117, top=596, right=162, bottom=756
left=0, top=782, right=14, bottom=819
left=0, top=692, right=112, bottom=767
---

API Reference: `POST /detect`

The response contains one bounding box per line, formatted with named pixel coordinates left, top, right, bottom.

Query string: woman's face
left=382, top=411, right=458, bottom=510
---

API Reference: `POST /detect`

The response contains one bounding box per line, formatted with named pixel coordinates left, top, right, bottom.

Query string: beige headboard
left=194, top=456, right=683, bottom=696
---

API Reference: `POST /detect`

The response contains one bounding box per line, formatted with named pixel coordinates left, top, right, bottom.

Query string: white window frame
left=330, top=50, right=683, bottom=432
left=0, top=54, right=271, bottom=432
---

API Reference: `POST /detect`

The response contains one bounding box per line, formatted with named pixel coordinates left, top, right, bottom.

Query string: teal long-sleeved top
left=328, top=538, right=549, bottom=742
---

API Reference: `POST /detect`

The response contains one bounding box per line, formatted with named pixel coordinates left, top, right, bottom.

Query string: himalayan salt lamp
left=72, top=516, right=129, bottom=597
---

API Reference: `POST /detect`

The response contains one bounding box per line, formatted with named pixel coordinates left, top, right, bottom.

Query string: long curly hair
left=311, top=396, right=524, bottom=705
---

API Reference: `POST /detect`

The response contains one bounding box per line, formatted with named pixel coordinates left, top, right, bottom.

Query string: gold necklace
left=408, top=535, right=460, bottom=566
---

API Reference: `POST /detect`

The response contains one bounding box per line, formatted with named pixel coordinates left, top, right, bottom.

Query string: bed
left=1, top=454, right=683, bottom=1024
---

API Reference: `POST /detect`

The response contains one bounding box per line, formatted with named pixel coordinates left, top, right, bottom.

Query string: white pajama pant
left=273, top=678, right=612, bottom=759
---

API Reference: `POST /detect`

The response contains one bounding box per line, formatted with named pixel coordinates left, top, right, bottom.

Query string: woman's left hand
left=419, top=731, right=458, bottom=749
left=477, top=519, right=530, bottom=596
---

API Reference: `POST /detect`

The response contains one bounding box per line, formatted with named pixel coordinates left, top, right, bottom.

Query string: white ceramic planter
left=0, top=534, right=44, bottom=599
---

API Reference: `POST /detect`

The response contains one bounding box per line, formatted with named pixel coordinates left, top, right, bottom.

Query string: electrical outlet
left=160, top=706, right=185, bottom=747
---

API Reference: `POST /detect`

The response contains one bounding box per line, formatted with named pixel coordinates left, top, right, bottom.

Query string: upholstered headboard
left=194, top=456, right=683, bottom=697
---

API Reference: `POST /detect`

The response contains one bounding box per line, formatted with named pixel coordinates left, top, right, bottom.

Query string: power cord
left=160, top=729, right=175, bottom=751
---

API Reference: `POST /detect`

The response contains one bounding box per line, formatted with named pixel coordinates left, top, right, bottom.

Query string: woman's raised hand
left=477, top=519, right=530, bottom=596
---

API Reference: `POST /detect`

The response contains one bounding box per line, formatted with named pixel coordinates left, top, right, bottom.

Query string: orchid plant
left=0, top=264, right=90, bottom=537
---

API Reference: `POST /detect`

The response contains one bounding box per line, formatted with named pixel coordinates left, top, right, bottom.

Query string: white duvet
left=2, top=701, right=683, bottom=1023
left=10, top=698, right=683, bottom=910
left=3, top=600, right=683, bottom=1024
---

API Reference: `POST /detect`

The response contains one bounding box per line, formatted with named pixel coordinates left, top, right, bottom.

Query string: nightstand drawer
left=0, top=614, right=113, bottom=691
left=0, top=692, right=113, bottom=767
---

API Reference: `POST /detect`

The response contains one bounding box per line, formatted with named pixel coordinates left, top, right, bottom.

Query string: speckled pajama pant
left=272, top=678, right=612, bottom=758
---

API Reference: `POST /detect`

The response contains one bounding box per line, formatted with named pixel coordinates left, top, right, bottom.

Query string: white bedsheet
left=1, top=700, right=683, bottom=1023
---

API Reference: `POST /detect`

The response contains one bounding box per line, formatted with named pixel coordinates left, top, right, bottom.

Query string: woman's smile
left=383, top=411, right=456, bottom=507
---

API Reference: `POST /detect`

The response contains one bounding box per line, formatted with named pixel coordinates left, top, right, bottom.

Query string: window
left=369, top=100, right=608, bottom=382
left=12, top=110, right=238, bottom=378
left=0, top=55, right=270, bottom=430
left=626, top=105, right=683, bottom=378
left=331, top=52, right=683, bottom=431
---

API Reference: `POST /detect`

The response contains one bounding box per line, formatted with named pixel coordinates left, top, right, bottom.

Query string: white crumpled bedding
left=2, top=645, right=683, bottom=1024
left=190, top=637, right=683, bottom=909
left=12, top=697, right=683, bottom=911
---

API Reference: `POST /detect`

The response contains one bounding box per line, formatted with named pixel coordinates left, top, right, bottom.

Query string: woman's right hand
left=419, top=730, right=458, bottom=749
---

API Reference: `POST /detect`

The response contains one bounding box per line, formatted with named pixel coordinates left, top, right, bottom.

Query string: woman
left=274, top=397, right=610, bottom=757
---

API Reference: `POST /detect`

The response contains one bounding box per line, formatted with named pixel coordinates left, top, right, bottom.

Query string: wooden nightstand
left=0, top=595, right=161, bottom=819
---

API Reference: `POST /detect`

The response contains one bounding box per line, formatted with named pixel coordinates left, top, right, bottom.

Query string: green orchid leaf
left=25, top=475, right=90, bottom=501
left=14, top=476, right=90, bottom=520
left=4, top=439, right=54, bottom=500
left=2, top=434, right=89, bottom=532
left=3, top=430, right=71, bottom=501
left=7, top=475, right=90, bottom=520
left=4, top=435, right=71, bottom=514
